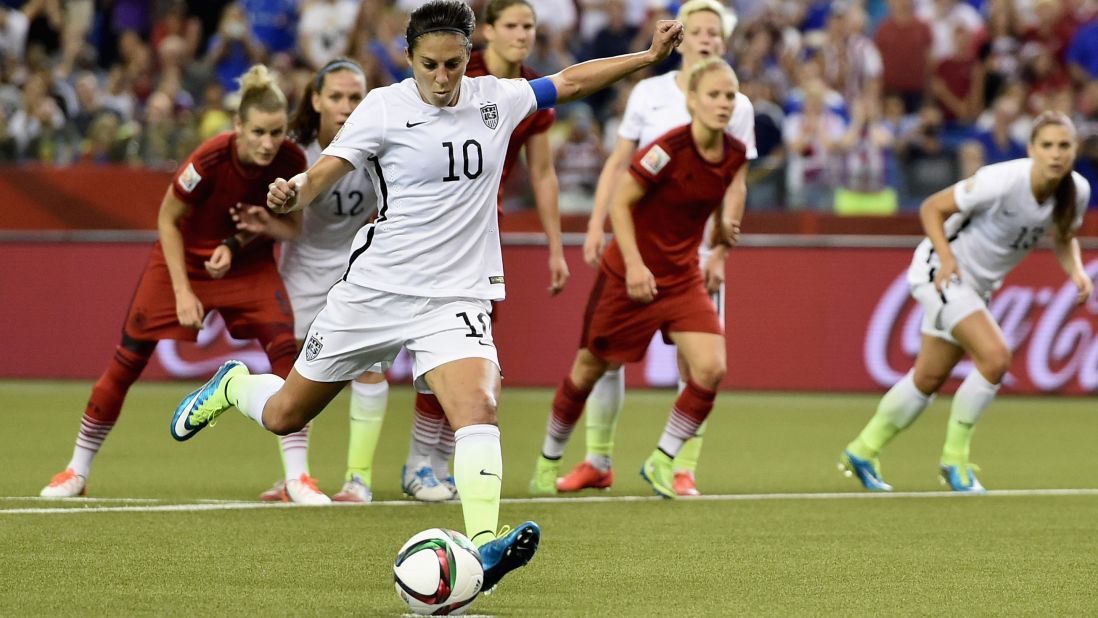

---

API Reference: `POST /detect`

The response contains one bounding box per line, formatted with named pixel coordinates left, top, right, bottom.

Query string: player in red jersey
left=39, top=65, right=317, bottom=500
left=400, top=0, right=570, bottom=501
left=530, top=58, right=747, bottom=498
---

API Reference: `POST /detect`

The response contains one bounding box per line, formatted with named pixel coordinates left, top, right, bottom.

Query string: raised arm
left=547, top=20, right=683, bottom=106
left=267, top=154, right=353, bottom=214
left=585, top=137, right=637, bottom=267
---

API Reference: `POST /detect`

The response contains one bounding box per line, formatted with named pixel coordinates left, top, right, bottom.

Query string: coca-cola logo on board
left=157, top=313, right=271, bottom=378
left=864, top=259, right=1098, bottom=392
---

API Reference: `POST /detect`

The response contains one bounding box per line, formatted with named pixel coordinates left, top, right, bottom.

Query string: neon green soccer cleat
left=640, top=449, right=676, bottom=499
left=528, top=455, right=560, bottom=496
left=170, top=360, right=248, bottom=441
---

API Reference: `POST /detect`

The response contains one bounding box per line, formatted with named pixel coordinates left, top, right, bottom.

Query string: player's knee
left=451, top=388, right=498, bottom=426
left=571, top=352, right=608, bottom=389
left=977, top=347, right=1011, bottom=384
left=262, top=396, right=307, bottom=435
left=913, top=370, right=948, bottom=394
left=692, top=362, right=725, bottom=390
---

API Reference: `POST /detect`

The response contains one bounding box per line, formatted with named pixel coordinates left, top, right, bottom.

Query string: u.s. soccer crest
left=305, top=334, right=323, bottom=361
left=481, top=103, right=498, bottom=129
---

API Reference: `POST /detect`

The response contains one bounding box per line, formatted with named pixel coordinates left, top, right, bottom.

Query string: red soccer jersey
left=168, top=132, right=306, bottom=277
left=601, top=125, right=746, bottom=291
left=465, top=50, right=556, bottom=211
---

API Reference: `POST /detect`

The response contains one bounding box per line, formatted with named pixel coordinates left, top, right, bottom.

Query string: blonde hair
left=236, top=64, right=287, bottom=122
left=687, top=57, right=738, bottom=92
left=677, top=0, right=737, bottom=40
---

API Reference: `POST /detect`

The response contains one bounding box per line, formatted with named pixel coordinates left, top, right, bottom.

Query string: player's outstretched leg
left=478, top=521, right=541, bottom=594
left=170, top=360, right=249, bottom=441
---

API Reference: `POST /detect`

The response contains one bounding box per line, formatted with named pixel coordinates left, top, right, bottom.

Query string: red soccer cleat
left=672, top=470, right=701, bottom=497
left=555, top=461, right=613, bottom=492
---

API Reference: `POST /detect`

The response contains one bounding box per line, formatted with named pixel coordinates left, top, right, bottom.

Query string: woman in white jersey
left=235, top=59, right=396, bottom=504
left=840, top=111, right=1092, bottom=493
left=555, top=0, right=754, bottom=498
left=171, top=0, right=683, bottom=594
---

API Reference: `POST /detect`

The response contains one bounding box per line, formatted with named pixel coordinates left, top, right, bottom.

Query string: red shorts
left=123, top=246, right=293, bottom=342
left=580, top=271, right=722, bottom=363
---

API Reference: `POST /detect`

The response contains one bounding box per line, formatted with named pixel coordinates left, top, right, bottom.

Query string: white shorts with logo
left=295, top=280, right=498, bottom=391
left=910, top=279, right=990, bottom=345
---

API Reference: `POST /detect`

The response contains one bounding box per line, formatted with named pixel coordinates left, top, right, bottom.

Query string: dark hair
left=1029, top=111, right=1078, bottom=239
left=483, top=0, right=535, bottom=25
left=237, top=64, right=286, bottom=122
left=288, top=58, right=365, bottom=145
left=406, top=0, right=475, bottom=54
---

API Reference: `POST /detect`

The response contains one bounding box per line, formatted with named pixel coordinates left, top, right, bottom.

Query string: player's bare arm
left=525, top=131, right=569, bottom=295
left=156, top=188, right=204, bottom=330
left=1052, top=230, right=1092, bottom=305
left=232, top=203, right=304, bottom=241
left=586, top=137, right=637, bottom=267
left=548, top=20, right=683, bottom=105
left=268, top=154, right=353, bottom=214
left=713, top=164, right=746, bottom=249
left=919, top=186, right=962, bottom=293
left=607, top=174, right=657, bottom=303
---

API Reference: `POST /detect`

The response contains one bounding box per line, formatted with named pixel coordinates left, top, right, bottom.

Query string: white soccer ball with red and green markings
left=393, top=528, right=484, bottom=615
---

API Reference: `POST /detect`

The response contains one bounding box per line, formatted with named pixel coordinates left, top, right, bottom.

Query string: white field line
left=3, top=488, right=1098, bottom=515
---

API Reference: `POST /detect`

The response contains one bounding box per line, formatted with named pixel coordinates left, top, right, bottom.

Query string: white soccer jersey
left=908, top=159, right=1091, bottom=296
left=323, top=76, right=537, bottom=300
left=618, top=71, right=757, bottom=159
left=281, top=140, right=377, bottom=275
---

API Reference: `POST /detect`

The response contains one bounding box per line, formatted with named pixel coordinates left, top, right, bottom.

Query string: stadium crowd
left=0, top=0, right=1096, bottom=211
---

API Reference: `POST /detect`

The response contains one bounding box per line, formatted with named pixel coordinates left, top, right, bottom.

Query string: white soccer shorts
left=280, top=261, right=338, bottom=341
left=910, top=278, right=990, bottom=345
left=294, top=280, right=499, bottom=391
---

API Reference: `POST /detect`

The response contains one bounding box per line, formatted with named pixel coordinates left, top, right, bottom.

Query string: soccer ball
left=393, top=528, right=484, bottom=615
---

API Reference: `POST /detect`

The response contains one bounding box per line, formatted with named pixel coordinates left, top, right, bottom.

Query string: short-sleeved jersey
left=465, top=51, right=556, bottom=211
left=618, top=71, right=757, bottom=159
left=601, top=125, right=748, bottom=290
left=908, top=158, right=1091, bottom=296
left=323, top=75, right=537, bottom=300
left=170, top=132, right=307, bottom=277
left=280, top=140, right=377, bottom=276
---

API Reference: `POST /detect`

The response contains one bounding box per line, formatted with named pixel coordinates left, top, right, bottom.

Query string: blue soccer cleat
left=170, top=360, right=247, bottom=442
left=479, top=521, right=540, bottom=594
left=939, top=464, right=986, bottom=493
left=838, top=449, right=893, bottom=492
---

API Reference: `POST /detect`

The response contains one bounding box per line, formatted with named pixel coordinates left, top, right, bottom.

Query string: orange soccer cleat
left=672, top=470, right=701, bottom=497
left=555, top=461, right=614, bottom=492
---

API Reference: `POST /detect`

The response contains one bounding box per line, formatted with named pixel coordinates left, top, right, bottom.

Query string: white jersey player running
left=171, top=0, right=685, bottom=595
left=557, top=0, right=754, bottom=497
left=841, top=111, right=1092, bottom=493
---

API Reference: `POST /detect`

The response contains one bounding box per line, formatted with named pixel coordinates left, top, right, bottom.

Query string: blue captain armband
left=530, top=77, right=557, bottom=109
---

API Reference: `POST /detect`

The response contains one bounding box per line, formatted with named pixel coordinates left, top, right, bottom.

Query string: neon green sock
left=345, top=380, right=388, bottom=484
left=941, top=420, right=975, bottom=467
left=586, top=368, right=623, bottom=458
left=453, top=424, right=502, bottom=546
left=846, top=415, right=901, bottom=461
left=672, top=420, right=706, bottom=472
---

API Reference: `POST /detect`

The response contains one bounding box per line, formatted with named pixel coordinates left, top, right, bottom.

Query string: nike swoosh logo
left=479, top=469, right=502, bottom=480
left=406, top=120, right=429, bottom=128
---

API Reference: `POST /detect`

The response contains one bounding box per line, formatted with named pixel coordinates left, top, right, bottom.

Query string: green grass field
left=2, top=381, right=1097, bottom=616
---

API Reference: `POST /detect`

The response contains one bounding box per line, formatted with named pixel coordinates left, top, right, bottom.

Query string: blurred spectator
left=821, top=2, right=881, bottom=104
left=79, top=112, right=127, bottom=164
left=834, top=92, right=897, bottom=215
left=71, top=71, right=118, bottom=137
left=554, top=107, right=605, bottom=213
left=0, top=5, right=28, bottom=63
left=1075, top=81, right=1098, bottom=207
left=151, top=0, right=202, bottom=62
left=205, top=3, right=266, bottom=93
left=526, top=27, right=574, bottom=77
left=742, top=78, right=786, bottom=210
left=157, top=34, right=211, bottom=104
left=132, top=89, right=194, bottom=170
left=957, top=139, right=985, bottom=179
left=919, top=0, right=984, bottom=62
left=929, top=23, right=984, bottom=127
left=582, top=0, right=637, bottom=120
left=783, top=79, right=846, bottom=210
left=874, top=0, right=932, bottom=113
left=1065, top=18, right=1098, bottom=84
left=101, top=65, right=137, bottom=123
left=22, top=0, right=63, bottom=57
left=979, top=0, right=1021, bottom=105
left=365, top=9, right=413, bottom=85
left=297, top=0, right=359, bottom=71
left=196, top=82, right=232, bottom=140
left=971, top=95, right=1026, bottom=164
left=8, top=72, right=66, bottom=162
left=531, top=0, right=577, bottom=37
left=243, top=0, right=298, bottom=56
left=896, top=102, right=955, bottom=207
left=735, top=23, right=789, bottom=102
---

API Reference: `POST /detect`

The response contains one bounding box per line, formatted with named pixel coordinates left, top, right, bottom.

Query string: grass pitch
left=2, top=381, right=1097, bottom=616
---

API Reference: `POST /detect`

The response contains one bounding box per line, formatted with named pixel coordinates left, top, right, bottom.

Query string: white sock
left=584, top=367, right=624, bottom=466
left=280, top=425, right=310, bottom=480
left=231, top=374, right=284, bottom=429
left=951, top=369, right=1000, bottom=425
left=68, top=445, right=97, bottom=478
left=880, top=369, right=934, bottom=430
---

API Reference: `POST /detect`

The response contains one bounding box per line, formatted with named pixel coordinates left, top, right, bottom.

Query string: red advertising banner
left=2, top=241, right=1095, bottom=394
